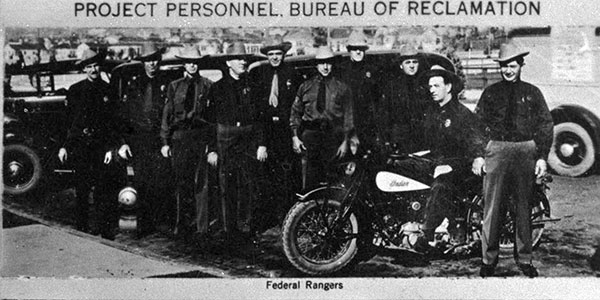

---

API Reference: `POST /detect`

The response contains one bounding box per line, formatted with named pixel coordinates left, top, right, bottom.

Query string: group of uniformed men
left=59, top=30, right=553, bottom=277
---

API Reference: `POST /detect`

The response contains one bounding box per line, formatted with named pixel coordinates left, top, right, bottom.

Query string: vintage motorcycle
left=281, top=147, right=554, bottom=276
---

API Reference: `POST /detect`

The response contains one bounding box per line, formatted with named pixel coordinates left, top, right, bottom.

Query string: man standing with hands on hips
left=474, top=44, right=554, bottom=278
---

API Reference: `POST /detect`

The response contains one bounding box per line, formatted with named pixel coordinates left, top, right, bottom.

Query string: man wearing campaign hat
left=118, top=42, right=174, bottom=236
left=249, top=35, right=303, bottom=230
left=380, top=44, right=431, bottom=152
left=409, top=65, right=486, bottom=254
left=206, top=41, right=268, bottom=244
left=290, top=46, right=354, bottom=189
left=475, top=44, right=553, bottom=278
left=160, top=45, right=214, bottom=241
left=337, top=30, right=382, bottom=153
left=58, top=49, right=129, bottom=240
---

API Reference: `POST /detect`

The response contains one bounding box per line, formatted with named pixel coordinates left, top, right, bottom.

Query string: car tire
left=548, top=122, right=595, bottom=177
left=3, top=144, right=43, bottom=196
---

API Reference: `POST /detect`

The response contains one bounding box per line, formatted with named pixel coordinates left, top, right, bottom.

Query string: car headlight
left=118, top=186, right=137, bottom=206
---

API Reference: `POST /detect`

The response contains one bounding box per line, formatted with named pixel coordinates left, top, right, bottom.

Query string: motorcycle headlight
left=118, top=186, right=137, bottom=206
left=344, top=161, right=357, bottom=176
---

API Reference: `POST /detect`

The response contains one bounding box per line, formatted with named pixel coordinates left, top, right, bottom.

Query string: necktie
left=505, top=83, right=517, bottom=132
left=143, top=80, right=153, bottom=113
left=269, top=71, right=279, bottom=108
left=317, top=78, right=326, bottom=113
left=184, top=79, right=195, bottom=114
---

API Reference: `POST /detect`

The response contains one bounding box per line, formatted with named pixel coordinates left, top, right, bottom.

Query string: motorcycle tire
left=3, top=144, right=43, bottom=196
left=282, top=199, right=359, bottom=276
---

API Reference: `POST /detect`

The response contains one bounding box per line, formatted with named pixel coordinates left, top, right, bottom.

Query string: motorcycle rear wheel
left=282, top=199, right=359, bottom=275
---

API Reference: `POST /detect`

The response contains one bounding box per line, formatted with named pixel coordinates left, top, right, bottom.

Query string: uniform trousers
left=482, top=140, right=536, bottom=266
left=301, top=128, right=345, bottom=189
left=171, top=129, right=210, bottom=235
left=263, top=122, right=302, bottom=227
left=127, top=132, right=173, bottom=233
left=70, top=138, right=122, bottom=239
left=217, top=124, right=260, bottom=234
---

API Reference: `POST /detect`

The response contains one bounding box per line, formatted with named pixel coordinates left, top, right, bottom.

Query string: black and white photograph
left=2, top=0, right=600, bottom=299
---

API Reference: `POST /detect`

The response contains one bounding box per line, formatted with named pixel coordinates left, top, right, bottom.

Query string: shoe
left=413, top=236, right=440, bottom=257
left=479, top=264, right=495, bottom=277
left=518, top=263, right=539, bottom=278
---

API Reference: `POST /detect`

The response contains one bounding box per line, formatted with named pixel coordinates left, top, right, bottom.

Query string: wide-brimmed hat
left=420, top=65, right=464, bottom=93
left=222, top=41, right=253, bottom=61
left=136, top=43, right=165, bottom=61
left=175, top=45, right=205, bottom=62
left=76, top=49, right=105, bottom=66
left=314, top=46, right=335, bottom=63
left=260, top=35, right=292, bottom=55
left=494, top=43, right=529, bottom=63
left=346, top=30, right=369, bottom=51
left=397, top=44, right=420, bottom=61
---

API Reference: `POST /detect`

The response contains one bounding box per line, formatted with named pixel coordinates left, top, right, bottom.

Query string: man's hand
left=161, top=145, right=171, bottom=158
left=58, top=148, right=68, bottom=163
left=292, top=136, right=306, bottom=154
left=118, top=144, right=132, bottom=160
left=434, top=165, right=453, bottom=178
left=472, top=157, right=485, bottom=176
left=207, top=151, right=218, bottom=167
left=257, top=146, right=268, bottom=162
left=336, top=140, right=348, bottom=158
left=103, top=151, right=113, bottom=164
left=349, top=135, right=360, bottom=155
left=535, top=159, right=547, bottom=179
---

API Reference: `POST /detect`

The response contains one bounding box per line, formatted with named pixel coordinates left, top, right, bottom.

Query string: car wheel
left=3, top=144, right=43, bottom=196
left=548, top=122, right=595, bottom=177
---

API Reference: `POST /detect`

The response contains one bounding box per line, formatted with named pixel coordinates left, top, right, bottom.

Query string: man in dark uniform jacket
left=475, top=44, right=553, bottom=278
left=290, top=46, right=354, bottom=189
left=380, top=44, right=431, bottom=152
left=119, top=43, right=173, bottom=236
left=412, top=65, right=486, bottom=254
left=58, top=49, right=129, bottom=240
left=206, top=42, right=267, bottom=241
left=249, top=36, right=302, bottom=229
left=337, top=30, right=381, bottom=152
left=160, top=45, right=214, bottom=240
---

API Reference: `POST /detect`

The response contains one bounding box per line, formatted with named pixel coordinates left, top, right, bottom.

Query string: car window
left=8, top=74, right=37, bottom=93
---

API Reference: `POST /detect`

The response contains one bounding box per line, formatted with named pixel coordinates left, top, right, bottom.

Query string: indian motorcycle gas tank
left=375, top=171, right=430, bottom=193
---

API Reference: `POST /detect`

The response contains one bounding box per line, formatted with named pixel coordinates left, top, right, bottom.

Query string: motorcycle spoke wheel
left=282, top=198, right=359, bottom=275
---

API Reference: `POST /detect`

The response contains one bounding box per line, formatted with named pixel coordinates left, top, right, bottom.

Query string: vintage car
left=3, top=59, right=123, bottom=196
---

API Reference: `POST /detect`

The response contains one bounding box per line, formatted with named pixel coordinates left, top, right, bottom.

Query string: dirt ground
left=4, top=174, right=600, bottom=278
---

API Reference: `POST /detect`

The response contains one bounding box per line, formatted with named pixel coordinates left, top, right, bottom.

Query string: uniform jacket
left=290, top=74, right=354, bottom=137
left=249, top=63, right=302, bottom=127
left=423, top=98, right=486, bottom=171
left=475, top=80, right=554, bottom=160
left=206, top=72, right=266, bottom=148
left=63, top=78, right=125, bottom=151
left=337, top=59, right=381, bottom=139
left=380, top=73, right=432, bottom=148
left=160, top=75, right=213, bottom=146
left=121, top=72, right=169, bottom=135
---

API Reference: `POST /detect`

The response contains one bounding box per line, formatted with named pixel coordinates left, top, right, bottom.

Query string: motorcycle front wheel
left=282, top=199, right=359, bottom=276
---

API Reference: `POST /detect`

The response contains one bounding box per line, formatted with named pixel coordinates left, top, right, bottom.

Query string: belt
left=302, top=119, right=332, bottom=131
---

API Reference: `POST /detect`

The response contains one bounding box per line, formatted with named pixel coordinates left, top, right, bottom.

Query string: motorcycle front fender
left=296, top=186, right=348, bottom=203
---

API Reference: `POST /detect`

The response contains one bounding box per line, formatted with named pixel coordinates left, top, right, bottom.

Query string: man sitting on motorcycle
left=413, top=65, right=486, bottom=254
